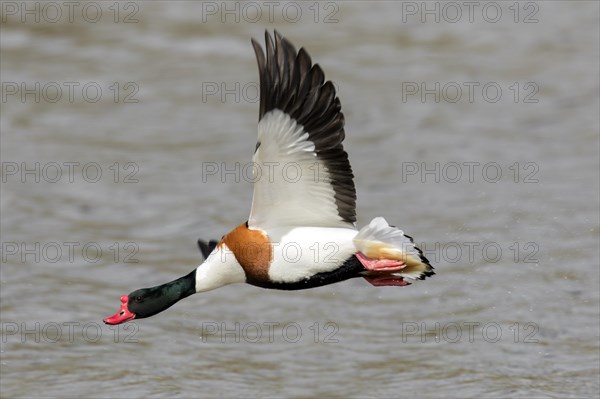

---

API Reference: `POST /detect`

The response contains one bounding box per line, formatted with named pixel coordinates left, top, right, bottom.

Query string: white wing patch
left=266, top=226, right=358, bottom=283
left=248, top=110, right=350, bottom=229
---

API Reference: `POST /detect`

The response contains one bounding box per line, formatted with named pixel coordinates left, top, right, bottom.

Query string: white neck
left=194, top=244, right=247, bottom=293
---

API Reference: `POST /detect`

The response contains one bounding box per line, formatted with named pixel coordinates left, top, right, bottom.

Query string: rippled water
left=1, top=2, right=599, bottom=398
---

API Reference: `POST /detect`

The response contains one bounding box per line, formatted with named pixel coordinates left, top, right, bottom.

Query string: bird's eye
left=135, top=296, right=142, bottom=302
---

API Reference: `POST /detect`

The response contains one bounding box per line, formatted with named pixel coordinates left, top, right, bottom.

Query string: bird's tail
left=353, top=217, right=434, bottom=281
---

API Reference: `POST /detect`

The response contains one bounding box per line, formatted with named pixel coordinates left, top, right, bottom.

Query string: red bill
left=103, top=295, right=136, bottom=325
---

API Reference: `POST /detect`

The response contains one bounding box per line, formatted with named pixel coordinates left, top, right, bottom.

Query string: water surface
left=1, top=2, right=599, bottom=398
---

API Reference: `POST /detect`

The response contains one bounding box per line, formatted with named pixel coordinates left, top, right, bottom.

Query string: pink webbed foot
left=356, top=252, right=406, bottom=272
left=364, top=275, right=410, bottom=287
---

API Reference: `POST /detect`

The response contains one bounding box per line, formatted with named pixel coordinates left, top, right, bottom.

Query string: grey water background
left=1, top=1, right=598, bottom=398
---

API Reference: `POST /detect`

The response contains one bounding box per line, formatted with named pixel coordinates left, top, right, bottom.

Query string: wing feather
left=248, top=31, right=356, bottom=229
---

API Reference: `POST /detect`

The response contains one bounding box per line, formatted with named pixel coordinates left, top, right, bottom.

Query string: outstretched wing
left=248, top=31, right=356, bottom=230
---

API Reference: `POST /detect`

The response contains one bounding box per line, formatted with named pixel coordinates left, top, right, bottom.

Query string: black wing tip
left=251, top=30, right=343, bottom=123
left=197, top=239, right=219, bottom=259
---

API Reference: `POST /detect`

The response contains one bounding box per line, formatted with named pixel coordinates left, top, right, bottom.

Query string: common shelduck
left=104, top=31, right=434, bottom=325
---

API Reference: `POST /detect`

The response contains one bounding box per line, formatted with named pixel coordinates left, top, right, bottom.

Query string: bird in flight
left=104, top=31, right=434, bottom=325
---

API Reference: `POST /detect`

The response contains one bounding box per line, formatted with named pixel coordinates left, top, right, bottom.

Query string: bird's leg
left=363, top=275, right=410, bottom=287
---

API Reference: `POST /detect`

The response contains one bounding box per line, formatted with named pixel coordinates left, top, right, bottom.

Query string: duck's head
left=103, top=242, right=248, bottom=325
left=103, top=271, right=197, bottom=325
left=103, top=288, right=164, bottom=325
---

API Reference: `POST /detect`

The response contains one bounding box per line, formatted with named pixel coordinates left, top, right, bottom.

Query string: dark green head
left=104, top=271, right=196, bottom=325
